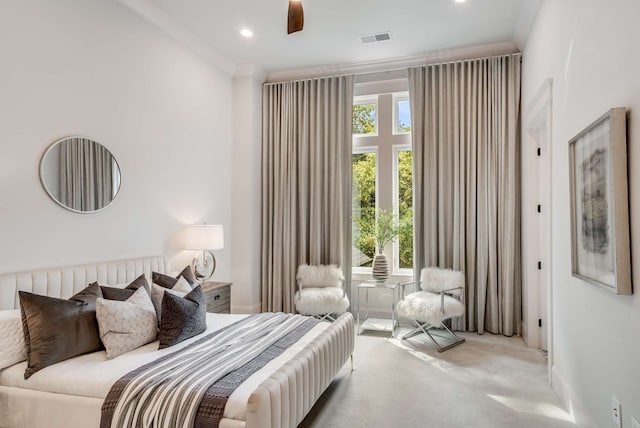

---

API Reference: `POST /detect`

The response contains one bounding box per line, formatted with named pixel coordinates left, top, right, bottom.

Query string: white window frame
left=353, top=95, right=379, bottom=137
left=392, top=144, right=413, bottom=274
left=392, top=92, right=411, bottom=135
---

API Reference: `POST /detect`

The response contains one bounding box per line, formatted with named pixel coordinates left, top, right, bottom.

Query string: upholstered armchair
left=294, top=264, right=350, bottom=321
left=395, top=267, right=466, bottom=352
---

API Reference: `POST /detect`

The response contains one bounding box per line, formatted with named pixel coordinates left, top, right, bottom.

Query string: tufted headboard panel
left=0, top=256, right=169, bottom=310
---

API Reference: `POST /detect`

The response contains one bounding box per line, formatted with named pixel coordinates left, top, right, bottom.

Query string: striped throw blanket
left=101, top=313, right=319, bottom=428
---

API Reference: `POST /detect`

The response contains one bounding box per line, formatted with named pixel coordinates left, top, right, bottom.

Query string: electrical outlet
left=631, top=416, right=640, bottom=428
left=611, top=396, right=621, bottom=428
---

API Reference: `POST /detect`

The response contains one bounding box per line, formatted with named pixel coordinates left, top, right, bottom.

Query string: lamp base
left=191, top=250, right=216, bottom=282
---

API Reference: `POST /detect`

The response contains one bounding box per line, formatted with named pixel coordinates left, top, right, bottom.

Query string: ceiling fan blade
left=287, top=0, right=304, bottom=34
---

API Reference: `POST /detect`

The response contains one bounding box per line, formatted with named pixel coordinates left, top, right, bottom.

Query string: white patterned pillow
left=0, top=310, right=26, bottom=369
left=96, top=287, right=158, bottom=359
left=151, top=276, right=193, bottom=322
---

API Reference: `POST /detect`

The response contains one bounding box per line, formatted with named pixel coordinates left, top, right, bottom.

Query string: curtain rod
left=405, top=51, right=522, bottom=70
left=355, top=52, right=522, bottom=80
left=265, top=52, right=522, bottom=85
left=263, top=73, right=354, bottom=86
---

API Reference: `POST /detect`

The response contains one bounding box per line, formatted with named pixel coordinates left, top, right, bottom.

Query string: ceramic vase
left=372, top=253, right=389, bottom=280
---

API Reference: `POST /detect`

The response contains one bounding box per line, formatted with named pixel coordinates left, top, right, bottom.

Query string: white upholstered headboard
left=0, top=256, right=169, bottom=310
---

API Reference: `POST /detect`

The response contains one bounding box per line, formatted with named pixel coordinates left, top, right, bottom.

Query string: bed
left=0, top=256, right=354, bottom=428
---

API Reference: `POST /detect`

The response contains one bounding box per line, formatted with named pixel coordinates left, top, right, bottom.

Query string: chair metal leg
left=401, top=321, right=465, bottom=352
left=350, top=354, right=354, bottom=371
left=401, top=322, right=427, bottom=340
left=313, top=313, right=337, bottom=322
left=435, top=322, right=466, bottom=352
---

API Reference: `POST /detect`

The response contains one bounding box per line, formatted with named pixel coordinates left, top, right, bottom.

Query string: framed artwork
left=568, top=107, right=632, bottom=294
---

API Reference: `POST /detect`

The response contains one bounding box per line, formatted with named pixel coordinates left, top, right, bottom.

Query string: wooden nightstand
left=201, top=281, right=232, bottom=313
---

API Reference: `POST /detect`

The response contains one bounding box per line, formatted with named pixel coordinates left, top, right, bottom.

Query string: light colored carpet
left=300, top=328, right=575, bottom=428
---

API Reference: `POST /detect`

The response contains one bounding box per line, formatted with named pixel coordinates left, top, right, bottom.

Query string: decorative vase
left=372, top=253, right=389, bottom=280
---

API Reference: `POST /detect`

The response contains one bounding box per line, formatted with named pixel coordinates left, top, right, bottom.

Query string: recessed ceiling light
left=454, top=0, right=467, bottom=3
left=240, top=28, right=254, bottom=38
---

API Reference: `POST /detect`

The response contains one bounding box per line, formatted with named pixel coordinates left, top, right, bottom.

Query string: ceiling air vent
left=360, top=31, right=392, bottom=44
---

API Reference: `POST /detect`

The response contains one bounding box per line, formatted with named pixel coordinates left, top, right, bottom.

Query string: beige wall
left=522, top=1, right=640, bottom=426
left=0, top=0, right=233, bottom=283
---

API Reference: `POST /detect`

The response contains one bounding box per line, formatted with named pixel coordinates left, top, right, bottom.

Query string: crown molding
left=117, top=0, right=236, bottom=76
left=266, top=41, right=519, bottom=83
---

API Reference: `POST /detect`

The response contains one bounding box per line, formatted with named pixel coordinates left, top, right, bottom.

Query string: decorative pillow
left=0, top=310, right=27, bottom=370
left=70, top=282, right=103, bottom=304
left=100, top=274, right=151, bottom=301
left=19, top=283, right=104, bottom=379
left=152, top=265, right=197, bottom=289
left=159, top=286, right=206, bottom=348
left=96, top=287, right=158, bottom=359
left=99, top=287, right=134, bottom=302
left=150, top=276, right=193, bottom=322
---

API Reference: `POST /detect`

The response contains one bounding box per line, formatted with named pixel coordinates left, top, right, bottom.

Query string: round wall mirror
left=40, top=136, right=121, bottom=213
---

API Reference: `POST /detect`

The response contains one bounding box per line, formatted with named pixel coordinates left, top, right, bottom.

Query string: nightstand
left=356, top=279, right=397, bottom=336
left=201, top=281, right=232, bottom=313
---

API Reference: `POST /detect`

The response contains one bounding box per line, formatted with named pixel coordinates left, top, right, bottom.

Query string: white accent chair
left=294, top=264, right=350, bottom=321
left=395, top=267, right=466, bottom=352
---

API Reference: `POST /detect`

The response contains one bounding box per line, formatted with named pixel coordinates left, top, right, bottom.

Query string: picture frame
left=568, top=107, right=632, bottom=294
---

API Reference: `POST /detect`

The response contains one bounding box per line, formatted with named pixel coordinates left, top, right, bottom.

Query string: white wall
left=0, top=0, right=233, bottom=280
left=522, top=1, right=640, bottom=427
left=230, top=66, right=265, bottom=313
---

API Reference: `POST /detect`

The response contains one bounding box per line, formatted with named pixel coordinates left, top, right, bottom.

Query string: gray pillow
left=152, top=265, right=197, bottom=289
left=99, top=274, right=150, bottom=301
left=99, top=287, right=134, bottom=302
left=19, top=283, right=104, bottom=379
left=158, top=285, right=206, bottom=349
left=70, top=282, right=103, bottom=305
left=150, top=276, right=193, bottom=322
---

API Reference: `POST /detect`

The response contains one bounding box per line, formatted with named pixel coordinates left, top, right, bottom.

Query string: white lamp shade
left=185, top=224, right=224, bottom=250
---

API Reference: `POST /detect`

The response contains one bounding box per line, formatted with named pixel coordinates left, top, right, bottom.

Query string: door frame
left=522, top=79, right=553, bottom=382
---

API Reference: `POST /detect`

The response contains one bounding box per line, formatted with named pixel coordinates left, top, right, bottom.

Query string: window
left=352, top=91, right=413, bottom=274
left=393, top=93, right=411, bottom=134
left=352, top=150, right=377, bottom=268
left=394, top=147, right=413, bottom=270
left=352, top=96, right=378, bottom=136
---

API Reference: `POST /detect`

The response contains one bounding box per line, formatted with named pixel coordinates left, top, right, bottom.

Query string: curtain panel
left=261, top=75, right=355, bottom=313
left=408, top=54, right=522, bottom=336
left=59, top=137, right=114, bottom=212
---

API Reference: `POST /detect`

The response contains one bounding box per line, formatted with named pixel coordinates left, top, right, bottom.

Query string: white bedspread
left=0, top=313, right=330, bottom=426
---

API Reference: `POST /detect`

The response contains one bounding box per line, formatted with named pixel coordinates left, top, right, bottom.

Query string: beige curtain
left=60, top=137, right=114, bottom=212
left=261, top=75, right=354, bottom=313
left=408, top=54, right=521, bottom=335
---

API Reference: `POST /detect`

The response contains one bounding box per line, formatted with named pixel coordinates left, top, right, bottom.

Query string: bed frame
left=0, top=256, right=354, bottom=428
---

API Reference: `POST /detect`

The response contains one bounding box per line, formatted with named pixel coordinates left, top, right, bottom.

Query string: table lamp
left=185, top=224, right=224, bottom=282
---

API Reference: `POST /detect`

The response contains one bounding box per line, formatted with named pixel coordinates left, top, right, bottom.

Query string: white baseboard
left=231, top=302, right=261, bottom=314
left=551, top=365, right=597, bottom=428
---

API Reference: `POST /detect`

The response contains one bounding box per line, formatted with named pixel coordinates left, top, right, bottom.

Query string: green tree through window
left=352, top=153, right=376, bottom=266
left=353, top=103, right=376, bottom=134
left=397, top=150, right=413, bottom=269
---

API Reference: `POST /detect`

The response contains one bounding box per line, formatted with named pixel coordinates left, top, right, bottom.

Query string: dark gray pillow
left=70, top=282, right=103, bottom=305
left=99, top=274, right=150, bottom=301
left=152, top=266, right=197, bottom=289
left=158, top=285, right=206, bottom=349
left=19, top=284, right=104, bottom=379
left=100, top=287, right=134, bottom=301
